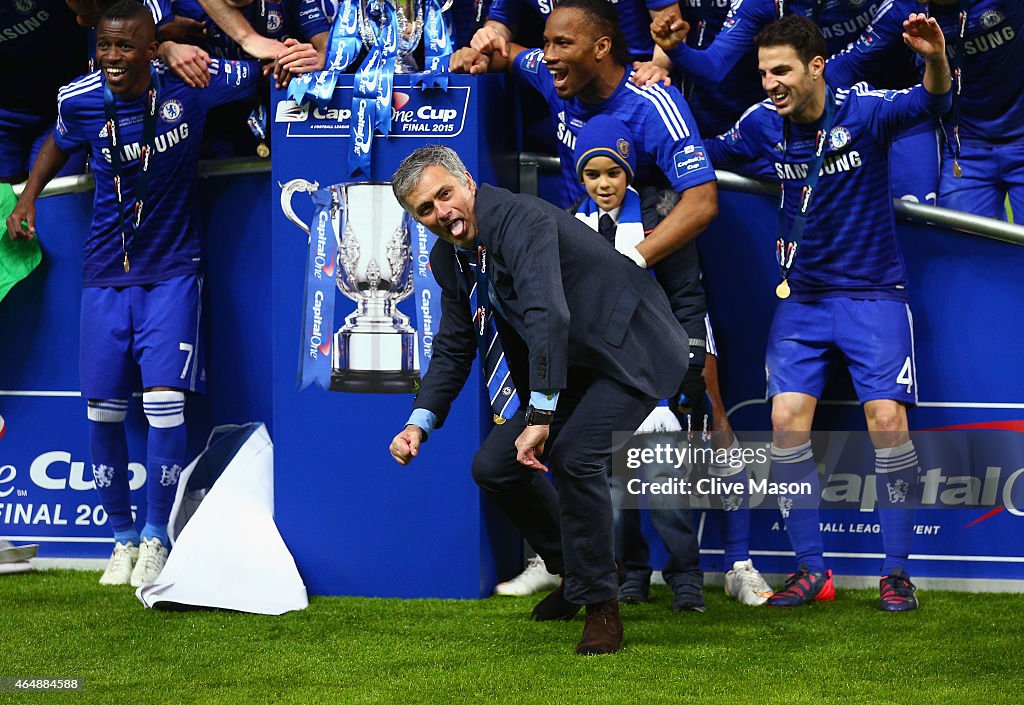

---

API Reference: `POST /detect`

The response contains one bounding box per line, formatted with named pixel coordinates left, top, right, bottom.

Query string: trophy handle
left=278, top=178, right=321, bottom=235
left=439, top=0, right=453, bottom=11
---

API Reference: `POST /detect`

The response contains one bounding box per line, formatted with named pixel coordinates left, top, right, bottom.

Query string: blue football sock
left=876, top=440, right=920, bottom=576
left=140, top=522, right=170, bottom=545
left=143, top=391, right=187, bottom=541
left=87, top=399, right=137, bottom=540
left=711, top=442, right=751, bottom=566
left=771, top=442, right=824, bottom=573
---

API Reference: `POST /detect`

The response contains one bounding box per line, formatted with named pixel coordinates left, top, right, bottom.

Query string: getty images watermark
left=609, top=429, right=1024, bottom=512
left=621, top=443, right=803, bottom=498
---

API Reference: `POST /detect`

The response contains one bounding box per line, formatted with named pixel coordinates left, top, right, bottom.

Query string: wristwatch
left=524, top=405, right=555, bottom=426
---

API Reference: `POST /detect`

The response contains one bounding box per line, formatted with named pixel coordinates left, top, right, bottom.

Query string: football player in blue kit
left=651, top=0, right=940, bottom=203
left=452, top=0, right=717, bottom=266
left=706, top=13, right=951, bottom=611
left=471, top=0, right=681, bottom=64
left=192, top=0, right=330, bottom=86
left=0, top=0, right=89, bottom=183
left=6, top=0, right=259, bottom=587
left=666, top=0, right=765, bottom=138
left=826, top=0, right=1024, bottom=219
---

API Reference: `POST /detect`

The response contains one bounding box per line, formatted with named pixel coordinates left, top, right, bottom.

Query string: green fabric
left=0, top=183, right=42, bottom=302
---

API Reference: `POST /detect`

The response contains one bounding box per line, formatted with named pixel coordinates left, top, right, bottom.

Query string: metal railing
left=18, top=153, right=1024, bottom=248
left=519, top=152, right=1024, bottom=247
left=13, top=157, right=272, bottom=200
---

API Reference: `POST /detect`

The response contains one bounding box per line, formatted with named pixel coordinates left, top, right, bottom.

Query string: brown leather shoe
left=575, top=599, right=623, bottom=655
left=531, top=584, right=582, bottom=621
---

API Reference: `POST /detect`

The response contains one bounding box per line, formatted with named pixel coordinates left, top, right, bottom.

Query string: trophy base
left=329, top=369, right=419, bottom=394
left=331, top=328, right=419, bottom=394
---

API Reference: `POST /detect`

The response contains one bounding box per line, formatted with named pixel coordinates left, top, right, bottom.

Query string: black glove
left=676, top=359, right=706, bottom=414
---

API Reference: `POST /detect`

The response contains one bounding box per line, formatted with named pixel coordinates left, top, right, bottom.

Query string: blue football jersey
left=171, top=0, right=330, bottom=59
left=666, top=0, right=888, bottom=87
left=53, top=59, right=259, bottom=287
left=514, top=48, right=716, bottom=207
left=707, top=83, right=951, bottom=301
left=0, top=0, right=88, bottom=115
left=828, top=0, right=1024, bottom=142
left=678, top=0, right=764, bottom=137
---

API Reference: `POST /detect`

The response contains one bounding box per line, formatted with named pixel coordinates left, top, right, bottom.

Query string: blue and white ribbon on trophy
left=376, top=2, right=400, bottom=135
left=413, top=0, right=452, bottom=89
left=348, top=2, right=398, bottom=176
left=408, top=215, right=443, bottom=377
left=288, top=0, right=363, bottom=106
left=298, top=188, right=340, bottom=390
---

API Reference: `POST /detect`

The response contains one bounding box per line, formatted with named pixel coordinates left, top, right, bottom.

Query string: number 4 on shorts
left=897, top=356, right=913, bottom=393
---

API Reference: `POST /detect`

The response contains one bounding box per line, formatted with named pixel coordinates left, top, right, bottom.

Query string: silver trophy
left=359, top=0, right=448, bottom=74
left=280, top=179, right=419, bottom=393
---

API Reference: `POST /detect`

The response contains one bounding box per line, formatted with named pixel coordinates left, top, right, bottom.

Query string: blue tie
left=457, top=249, right=520, bottom=422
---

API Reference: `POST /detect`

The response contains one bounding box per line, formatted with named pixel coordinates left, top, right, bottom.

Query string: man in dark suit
left=388, top=145, right=689, bottom=655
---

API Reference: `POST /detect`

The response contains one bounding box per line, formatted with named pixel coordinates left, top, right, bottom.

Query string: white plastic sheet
left=136, top=424, right=308, bottom=615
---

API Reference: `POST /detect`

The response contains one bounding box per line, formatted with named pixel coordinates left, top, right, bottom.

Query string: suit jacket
left=414, top=184, right=689, bottom=429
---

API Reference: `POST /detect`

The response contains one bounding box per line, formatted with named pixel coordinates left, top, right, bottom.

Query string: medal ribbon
left=939, top=0, right=970, bottom=178
left=103, top=65, right=160, bottom=274
left=298, top=187, right=339, bottom=390
left=776, top=87, right=836, bottom=285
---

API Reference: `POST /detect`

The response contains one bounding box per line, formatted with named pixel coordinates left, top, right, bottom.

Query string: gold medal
left=123, top=254, right=130, bottom=273
left=776, top=279, right=791, bottom=299
left=953, top=159, right=962, bottom=178
left=256, top=142, right=270, bottom=159
left=493, top=415, right=506, bottom=425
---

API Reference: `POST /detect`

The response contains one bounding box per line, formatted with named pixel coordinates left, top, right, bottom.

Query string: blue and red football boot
left=766, top=565, right=836, bottom=607
left=879, top=569, right=919, bottom=612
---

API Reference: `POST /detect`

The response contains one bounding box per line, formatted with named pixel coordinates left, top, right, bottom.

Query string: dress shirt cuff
left=625, top=246, right=648, bottom=269
left=406, top=408, right=438, bottom=441
left=530, top=390, right=559, bottom=411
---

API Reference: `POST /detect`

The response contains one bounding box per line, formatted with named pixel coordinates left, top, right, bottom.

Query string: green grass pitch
left=2, top=570, right=1022, bottom=704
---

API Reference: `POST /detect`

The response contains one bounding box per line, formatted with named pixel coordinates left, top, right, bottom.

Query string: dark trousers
left=612, top=507, right=703, bottom=589
left=610, top=429, right=703, bottom=589
left=472, top=368, right=657, bottom=605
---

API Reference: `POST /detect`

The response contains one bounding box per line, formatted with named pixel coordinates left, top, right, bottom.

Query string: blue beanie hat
left=574, top=115, right=637, bottom=184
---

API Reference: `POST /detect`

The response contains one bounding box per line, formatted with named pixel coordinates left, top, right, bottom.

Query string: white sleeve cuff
left=626, top=246, right=648, bottom=269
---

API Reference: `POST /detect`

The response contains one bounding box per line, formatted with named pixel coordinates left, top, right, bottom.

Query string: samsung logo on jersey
left=964, top=25, right=1015, bottom=56
left=100, top=122, right=191, bottom=163
left=556, top=119, right=577, bottom=152
left=774, top=150, right=863, bottom=180
left=818, top=4, right=878, bottom=40
left=0, top=9, right=49, bottom=42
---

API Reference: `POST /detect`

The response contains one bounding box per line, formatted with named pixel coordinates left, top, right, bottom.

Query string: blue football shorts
left=938, top=137, right=1024, bottom=221
left=765, top=297, right=918, bottom=406
left=79, top=273, right=205, bottom=399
